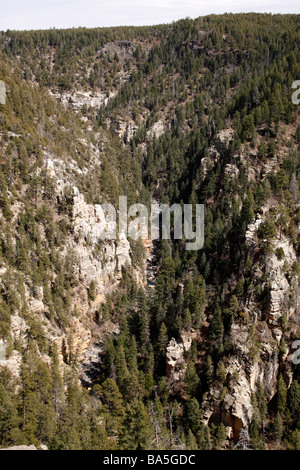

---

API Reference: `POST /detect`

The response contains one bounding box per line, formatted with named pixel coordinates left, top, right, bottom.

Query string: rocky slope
left=0, top=14, right=299, bottom=450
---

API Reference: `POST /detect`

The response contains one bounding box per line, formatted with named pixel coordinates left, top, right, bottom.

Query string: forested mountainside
left=0, top=13, right=299, bottom=450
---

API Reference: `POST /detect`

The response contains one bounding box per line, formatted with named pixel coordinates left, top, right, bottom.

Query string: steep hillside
left=0, top=13, right=299, bottom=450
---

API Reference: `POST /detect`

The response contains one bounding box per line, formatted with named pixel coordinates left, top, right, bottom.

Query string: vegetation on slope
left=0, top=13, right=299, bottom=450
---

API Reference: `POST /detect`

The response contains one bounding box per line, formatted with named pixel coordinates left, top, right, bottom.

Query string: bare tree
left=234, top=428, right=252, bottom=450
left=148, top=403, right=186, bottom=450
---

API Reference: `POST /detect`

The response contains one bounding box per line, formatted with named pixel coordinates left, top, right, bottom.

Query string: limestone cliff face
left=50, top=90, right=116, bottom=111
left=166, top=330, right=198, bottom=383
left=264, top=237, right=298, bottom=327
left=164, top=191, right=299, bottom=441
left=201, top=321, right=279, bottom=439
left=70, top=187, right=132, bottom=286
left=0, top=180, right=135, bottom=375
left=202, top=209, right=298, bottom=436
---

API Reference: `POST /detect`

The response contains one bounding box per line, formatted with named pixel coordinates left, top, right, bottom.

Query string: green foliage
left=184, top=362, right=200, bottom=396
left=287, top=429, right=300, bottom=450
left=88, top=280, right=96, bottom=302
left=0, top=12, right=299, bottom=450
left=277, top=374, right=287, bottom=416
left=185, top=398, right=202, bottom=434
left=119, top=401, right=153, bottom=450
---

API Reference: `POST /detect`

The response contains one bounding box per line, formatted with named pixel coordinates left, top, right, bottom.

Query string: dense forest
left=0, top=13, right=299, bottom=450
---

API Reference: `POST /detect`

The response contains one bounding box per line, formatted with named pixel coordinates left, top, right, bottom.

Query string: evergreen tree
left=277, top=374, right=287, bottom=416
left=185, top=362, right=200, bottom=396
left=119, top=401, right=153, bottom=450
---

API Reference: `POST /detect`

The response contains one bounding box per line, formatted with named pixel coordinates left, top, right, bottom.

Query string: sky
left=0, top=0, right=299, bottom=31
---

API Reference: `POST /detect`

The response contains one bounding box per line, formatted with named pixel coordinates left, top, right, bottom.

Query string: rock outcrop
left=201, top=320, right=279, bottom=440
left=71, top=188, right=132, bottom=285
left=264, top=236, right=298, bottom=326
left=200, top=217, right=299, bottom=441
left=0, top=444, right=48, bottom=450
left=0, top=184, right=134, bottom=378
left=166, top=329, right=198, bottom=380
left=50, top=90, right=116, bottom=111
left=147, top=120, right=165, bottom=139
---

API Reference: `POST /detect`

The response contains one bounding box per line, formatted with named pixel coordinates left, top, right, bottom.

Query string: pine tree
left=119, top=401, right=153, bottom=450
left=156, top=322, right=168, bottom=357
left=97, top=378, right=124, bottom=417
left=185, top=362, right=200, bottom=396
left=288, top=380, right=300, bottom=417
left=215, top=423, right=227, bottom=449
left=186, top=429, right=198, bottom=450
left=209, top=305, right=224, bottom=340
left=287, top=429, right=300, bottom=450
left=272, top=412, right=283, bottom=443
left=277, top=374, right=287, bottom=415
left=115, top=344, right=130, bottom=395
left=240, top=189, right=255, bottom=226
left=96, top=378, right=125, bottom=436
left=50, top=345, right=64, bottom=416
left=88, top=280, right=96, bottom=302
left=139, top=307, right=150, bottom=355
left=0, top=368, right=20, bottom=447
left=185, top=398, right=201, bottom=434
left=197, top=423, right=213, bottom=450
